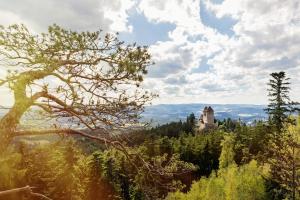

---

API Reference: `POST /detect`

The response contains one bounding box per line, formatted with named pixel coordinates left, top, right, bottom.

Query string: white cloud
left=0, top=0, right=135, bottom=32
left=204, top=0, right=300, bottom=102
left=138, top=0, right=300, bottom=104
left=148, top=40, right=210, bottom=77
left=138, top=0, right=200, bottom=27
left=103, top=0, right=135, bottom=32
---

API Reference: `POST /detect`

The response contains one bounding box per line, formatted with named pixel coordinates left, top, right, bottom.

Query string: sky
left=0, top=0, right=300, bottom=105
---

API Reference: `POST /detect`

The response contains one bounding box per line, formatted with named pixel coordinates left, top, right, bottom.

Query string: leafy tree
left=265, top=71, right=298, bottom=133
left=266, top=117, right=300, bottom=200
left=166, top=161, right=267, bottom=200
left=0, top=24, right=154, bottom=150
left=219, top=134, right=235, bottom=169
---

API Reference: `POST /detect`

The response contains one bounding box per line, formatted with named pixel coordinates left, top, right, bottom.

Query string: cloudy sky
left=0, top=0, right=300, bottom=105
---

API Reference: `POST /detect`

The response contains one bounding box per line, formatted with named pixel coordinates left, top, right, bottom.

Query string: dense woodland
left=1, top=116, right=222, bottom=199
left=0, top=25, right=299, bottom=200
left=1, top=72, right=300, bottom=200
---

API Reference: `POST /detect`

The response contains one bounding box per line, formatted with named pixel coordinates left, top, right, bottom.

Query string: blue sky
left=199, top=0, right=236, bottom=37
left=119, top=11, right=176, bottom=46
left=0, top=0, right=299, bottom=105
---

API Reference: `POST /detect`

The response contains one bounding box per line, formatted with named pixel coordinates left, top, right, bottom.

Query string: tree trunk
left=0, top=104, right=32, bottom=151
left=0, top=80, right=32, bottom=151
left=292, top=145, right=296, bottom=200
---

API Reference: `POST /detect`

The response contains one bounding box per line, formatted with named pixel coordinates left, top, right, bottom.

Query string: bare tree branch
left=0, top=185, right=52, bottom=200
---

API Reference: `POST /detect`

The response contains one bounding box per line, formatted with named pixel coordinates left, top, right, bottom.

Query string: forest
left=0, top=25, right=299, bottom=200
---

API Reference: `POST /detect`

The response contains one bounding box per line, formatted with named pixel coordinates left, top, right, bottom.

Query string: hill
left=141, top=103, right=267, bottom=125
left=0, top=104, right=267, bottom=127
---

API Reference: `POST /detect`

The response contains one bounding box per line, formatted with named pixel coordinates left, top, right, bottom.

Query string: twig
left=0, top=185, right=52, bottom=200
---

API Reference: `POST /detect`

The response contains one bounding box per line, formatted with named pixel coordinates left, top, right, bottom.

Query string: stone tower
left=199, top=106, right=216, bottom=132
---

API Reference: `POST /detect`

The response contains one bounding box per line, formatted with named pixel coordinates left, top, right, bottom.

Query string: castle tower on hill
left=199, top=106, right=216, bottom=132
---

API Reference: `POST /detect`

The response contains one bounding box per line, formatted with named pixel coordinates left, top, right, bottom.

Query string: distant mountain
left=0, top=103, right=268, bottom=127
left=141, top=103, right=267, bottom=125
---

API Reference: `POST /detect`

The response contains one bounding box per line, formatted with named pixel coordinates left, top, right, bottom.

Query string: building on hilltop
left=198, top=106, right=217, bottom=132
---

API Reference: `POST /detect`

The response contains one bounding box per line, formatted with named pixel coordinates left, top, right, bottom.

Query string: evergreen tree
left=87, top=152, right=115, bottom=200
left=185, top=113, right=196, bottom=134
left=264, top=72, right=300, bottom=199
left=265, top=71, right=298, bottom=133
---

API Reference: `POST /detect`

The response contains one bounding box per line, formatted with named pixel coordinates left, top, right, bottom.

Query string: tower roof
left=207, top=106, right=214, bottom=112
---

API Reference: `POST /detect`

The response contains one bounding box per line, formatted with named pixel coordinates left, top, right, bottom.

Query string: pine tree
left=0, top=24, right=154, bottom=151
left=265, top=72, right=290, bottom=132
left=186, top=113, right=196, bottom=133
left=265, top=72, right=300, bottom=199
left=265, top=71, right=299, bottom=133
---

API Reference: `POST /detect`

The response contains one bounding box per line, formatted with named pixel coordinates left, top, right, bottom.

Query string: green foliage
left=266, top=117, right=300, bottom=200
left=232, top=121, right=272, bottom=164
left=87, top=152, right=116, bottom=200
left=166, top=160, right=267, bottom=200
left=145, top=113, right=197, bottom=137
left=19, top=140, right=91, bottom=200
left=0, top=148, right=26, bottom=190
left=219, top=134, right=235, bottom=169
left=140, top=130, right=223, bottom=178
left=171, top=131, right=223, bottom=177
left=0, top=139, right=116, bottom=200
left=94, top=145, right=196, bottom=200
left=217, top=118, right=244, bottom=132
